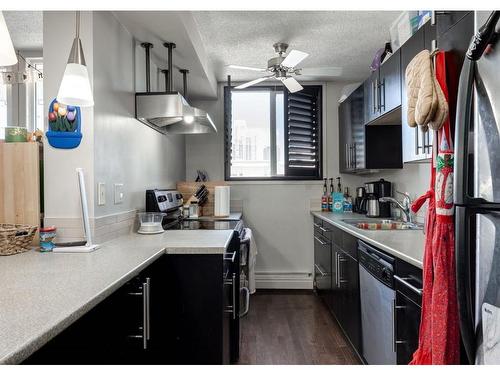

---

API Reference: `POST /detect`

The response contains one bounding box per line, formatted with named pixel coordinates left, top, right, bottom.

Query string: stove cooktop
left=166, top=220, right=239, bottom=231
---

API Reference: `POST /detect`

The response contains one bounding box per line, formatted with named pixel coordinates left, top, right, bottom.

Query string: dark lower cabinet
left=24, top=255, right=169, bottom=364
left=314, top=222, right=361, bottom=356
left=394, top=258, right=423, bottom=364
left=314, top=231, right=333, bottom=309
left=336, top=248, right=362, bottom=353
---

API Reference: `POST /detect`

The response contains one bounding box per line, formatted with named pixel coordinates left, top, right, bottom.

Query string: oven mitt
left=406, top=50, right=438, bottom=127
left=428, top=75, right=449, bottom=131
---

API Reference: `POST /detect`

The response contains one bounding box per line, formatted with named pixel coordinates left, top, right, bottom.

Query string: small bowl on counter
left=137, top=212, right=165, bottom=235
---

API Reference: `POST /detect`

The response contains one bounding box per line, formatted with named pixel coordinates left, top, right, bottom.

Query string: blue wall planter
left=46, top=98, right=82, bottom=149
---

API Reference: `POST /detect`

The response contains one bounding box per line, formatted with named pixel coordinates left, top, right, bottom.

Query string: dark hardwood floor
left=238, top=290, right=362, bottom=365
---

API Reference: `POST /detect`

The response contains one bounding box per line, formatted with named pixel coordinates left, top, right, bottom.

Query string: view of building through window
left=230, top=89, right=285, bottom=178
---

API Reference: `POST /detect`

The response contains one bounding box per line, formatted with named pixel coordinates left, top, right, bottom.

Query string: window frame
left=224, top=84, right=323, bottom=181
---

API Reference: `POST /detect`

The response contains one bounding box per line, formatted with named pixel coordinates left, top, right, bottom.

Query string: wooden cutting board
left=176, top=181, right=228, bottom=217
left=0, top=142, right=41, bottom=244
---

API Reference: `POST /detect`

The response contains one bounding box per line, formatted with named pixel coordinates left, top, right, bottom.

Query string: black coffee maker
left=354, top=186, right=367, bottom=213
left=363, top=178, right=392, bottom=217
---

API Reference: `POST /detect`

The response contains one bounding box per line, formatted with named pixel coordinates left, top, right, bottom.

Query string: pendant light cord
left=76, top=11, right=80, bottom=39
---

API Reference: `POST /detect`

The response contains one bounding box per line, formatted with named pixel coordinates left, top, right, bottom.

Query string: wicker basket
left=0, top=224, right=38, bottom=256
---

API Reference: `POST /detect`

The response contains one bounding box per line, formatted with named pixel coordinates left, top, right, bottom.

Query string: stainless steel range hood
left=135, top=42, right=216, bottom=134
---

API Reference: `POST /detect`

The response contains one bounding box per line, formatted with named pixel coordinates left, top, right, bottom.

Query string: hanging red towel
left=409, top=51, right=460, bottom=365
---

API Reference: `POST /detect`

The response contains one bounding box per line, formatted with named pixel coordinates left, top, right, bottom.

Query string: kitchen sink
left=341, top=218, right=423, bottom=230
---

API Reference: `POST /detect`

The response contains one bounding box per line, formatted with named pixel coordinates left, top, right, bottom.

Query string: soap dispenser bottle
left=333, top=177, right=344, bottom=213
left=321, top=178, right=329, bottom=211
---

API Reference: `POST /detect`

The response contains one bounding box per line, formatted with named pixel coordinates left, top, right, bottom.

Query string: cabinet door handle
left=314, top=235, right=326, bottom=246
left=314, top=263, right=327, bottom=277
left=392, top=298, right=397, bottom=352
left=145, top=278, right=151, bottom=341
left=371, top=81, right=376, bottom=113
left=414, top=127, right=422, bottom=155
left=345, top=143, right=349, bottom=169
left=313, top=223, right=330, bottom=233
left=352, top=143, right=356, bottom=169
left=224, top=251, right=236, bottom=263
left=142, top=281, right=148, bottom=350
left=379, top=78, right=386, bottom=111
left=232, top=273, right=237, bottom=320
left=374, top=78, right=379, bottom=113
left=335, top=252, right=339, bottom=288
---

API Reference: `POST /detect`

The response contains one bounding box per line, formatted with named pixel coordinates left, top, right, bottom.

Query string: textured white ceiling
left=192, top=11, right=401, bottom=83
left=3, top=11, right=43, bottom=52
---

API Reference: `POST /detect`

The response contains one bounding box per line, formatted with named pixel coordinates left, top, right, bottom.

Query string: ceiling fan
left=228, top=42, right=342, bottom=93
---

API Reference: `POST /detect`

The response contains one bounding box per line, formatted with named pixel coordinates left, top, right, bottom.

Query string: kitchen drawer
left=341, top=231, right=358, bottom=260
left=395, top=259, right=423, bottom=305
left=324, top=222, right=342, bottom=247
left=314, top=218, right=333, bottom=241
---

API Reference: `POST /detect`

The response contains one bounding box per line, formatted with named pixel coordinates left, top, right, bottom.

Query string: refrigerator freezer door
left=481, top=303, right=500, bottom=364
left=474, top=11, right=500, bottom=204
left=475, top=211, right=500, bottom=364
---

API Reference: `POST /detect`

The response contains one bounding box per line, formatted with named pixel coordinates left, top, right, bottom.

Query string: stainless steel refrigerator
left=455, top=10, right=500, bottom=365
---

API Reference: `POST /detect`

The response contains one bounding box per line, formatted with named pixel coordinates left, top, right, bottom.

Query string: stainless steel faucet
left=379, top=191, right=413, bottom=224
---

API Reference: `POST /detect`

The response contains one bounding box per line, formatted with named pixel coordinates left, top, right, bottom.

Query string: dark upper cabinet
left=436, top=12, right=474, bottom=138
left=339, top=84, right=365, bottom=173
left=435, top=11, right=472, bottom=37
left=400, top=23, right=433, bottom=163
left=364, top=51, right=402, bottom=124
left=378, top=49, right=401, bottom=116
left=364, top=70, right=379, bottom=124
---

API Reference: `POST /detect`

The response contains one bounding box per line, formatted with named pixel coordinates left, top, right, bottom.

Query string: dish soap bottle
left=333, top=177, right=344, bottom=213
left=328, top=178, right=334, bottom=211
left=343, top=187, right=353, bottom=212
left=321, top=178, right=329, bottom=211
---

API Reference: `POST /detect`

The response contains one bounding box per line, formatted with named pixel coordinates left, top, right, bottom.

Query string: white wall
left=187, top=82, right=430, bottom=289
left=92, top=11, right=186, bottom=218
left=43, top=11, right=186, bottom=241
left=43, top=11, right=95, bottom=220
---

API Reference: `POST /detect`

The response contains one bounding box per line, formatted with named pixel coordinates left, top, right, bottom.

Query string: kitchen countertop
left=311, top=211, right=425, bottom=268
left=0, top=229, right=234, bottom=364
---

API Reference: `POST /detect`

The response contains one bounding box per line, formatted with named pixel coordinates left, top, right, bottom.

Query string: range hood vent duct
left=135, top=41, right=216, bottom=134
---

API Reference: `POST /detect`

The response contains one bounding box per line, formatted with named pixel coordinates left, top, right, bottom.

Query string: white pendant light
left=57, top=11, right=94, bottom=107
left=0, top=11, right=17, bottom=67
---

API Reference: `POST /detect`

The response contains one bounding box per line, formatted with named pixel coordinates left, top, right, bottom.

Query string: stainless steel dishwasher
left=358, top=240, right=397, bottom=365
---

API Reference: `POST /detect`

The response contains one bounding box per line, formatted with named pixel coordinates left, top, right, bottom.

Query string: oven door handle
left=239, top=287, right=250, bottom=318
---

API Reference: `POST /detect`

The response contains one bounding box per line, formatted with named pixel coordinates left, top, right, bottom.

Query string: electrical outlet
left=98, top=183, right=106, bottom=206
left=114, top=183, right=124, bottom=204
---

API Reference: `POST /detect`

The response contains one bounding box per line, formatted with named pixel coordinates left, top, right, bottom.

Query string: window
left=224, top=85, right=322, bottom=180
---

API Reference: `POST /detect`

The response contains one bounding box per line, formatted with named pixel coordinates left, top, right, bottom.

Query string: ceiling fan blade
left=281, top=50, right=309, bottom=68
left=235, top=76, right=272, bottom=89
left=282, top=77, right=303, bottom=93
left=298, top=67, right=343, bottom=77
left=227, top=64, right=267, bottom=72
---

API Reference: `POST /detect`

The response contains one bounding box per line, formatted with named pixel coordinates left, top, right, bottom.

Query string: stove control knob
left=381, top=267, right=391, bottom=280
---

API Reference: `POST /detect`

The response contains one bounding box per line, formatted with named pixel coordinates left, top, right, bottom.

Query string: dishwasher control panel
left=358, top=241, right=394, bottom=288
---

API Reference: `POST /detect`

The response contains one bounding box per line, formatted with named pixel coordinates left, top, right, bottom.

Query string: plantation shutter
left=284, top=85, right=322, bottom=178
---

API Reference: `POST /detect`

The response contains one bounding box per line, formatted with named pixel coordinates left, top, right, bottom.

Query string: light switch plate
left=114, top=183, right=124, bottom=204
left=98, top=183, right=106, bottom=206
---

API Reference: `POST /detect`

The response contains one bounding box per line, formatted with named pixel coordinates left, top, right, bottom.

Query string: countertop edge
left=311, top=212, right=423, bottom=269
left=0, top=248, right=166, bottom=365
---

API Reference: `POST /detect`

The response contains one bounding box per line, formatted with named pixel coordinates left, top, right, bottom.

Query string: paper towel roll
left=214, top=186, right=230, bottom=217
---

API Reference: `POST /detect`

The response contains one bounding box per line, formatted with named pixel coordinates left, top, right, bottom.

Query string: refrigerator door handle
left=453, top=57, right=475, bottom=206
left=455, top=206, right=476, bottom=363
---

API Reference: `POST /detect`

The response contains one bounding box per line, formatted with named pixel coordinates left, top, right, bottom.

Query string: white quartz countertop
left=311, top=211, right=425, bottom=268
left=0, top=229, right=234, bottom=364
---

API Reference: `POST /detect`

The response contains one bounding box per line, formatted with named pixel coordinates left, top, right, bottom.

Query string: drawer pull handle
left=394, top=275, right=423, bottom=296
